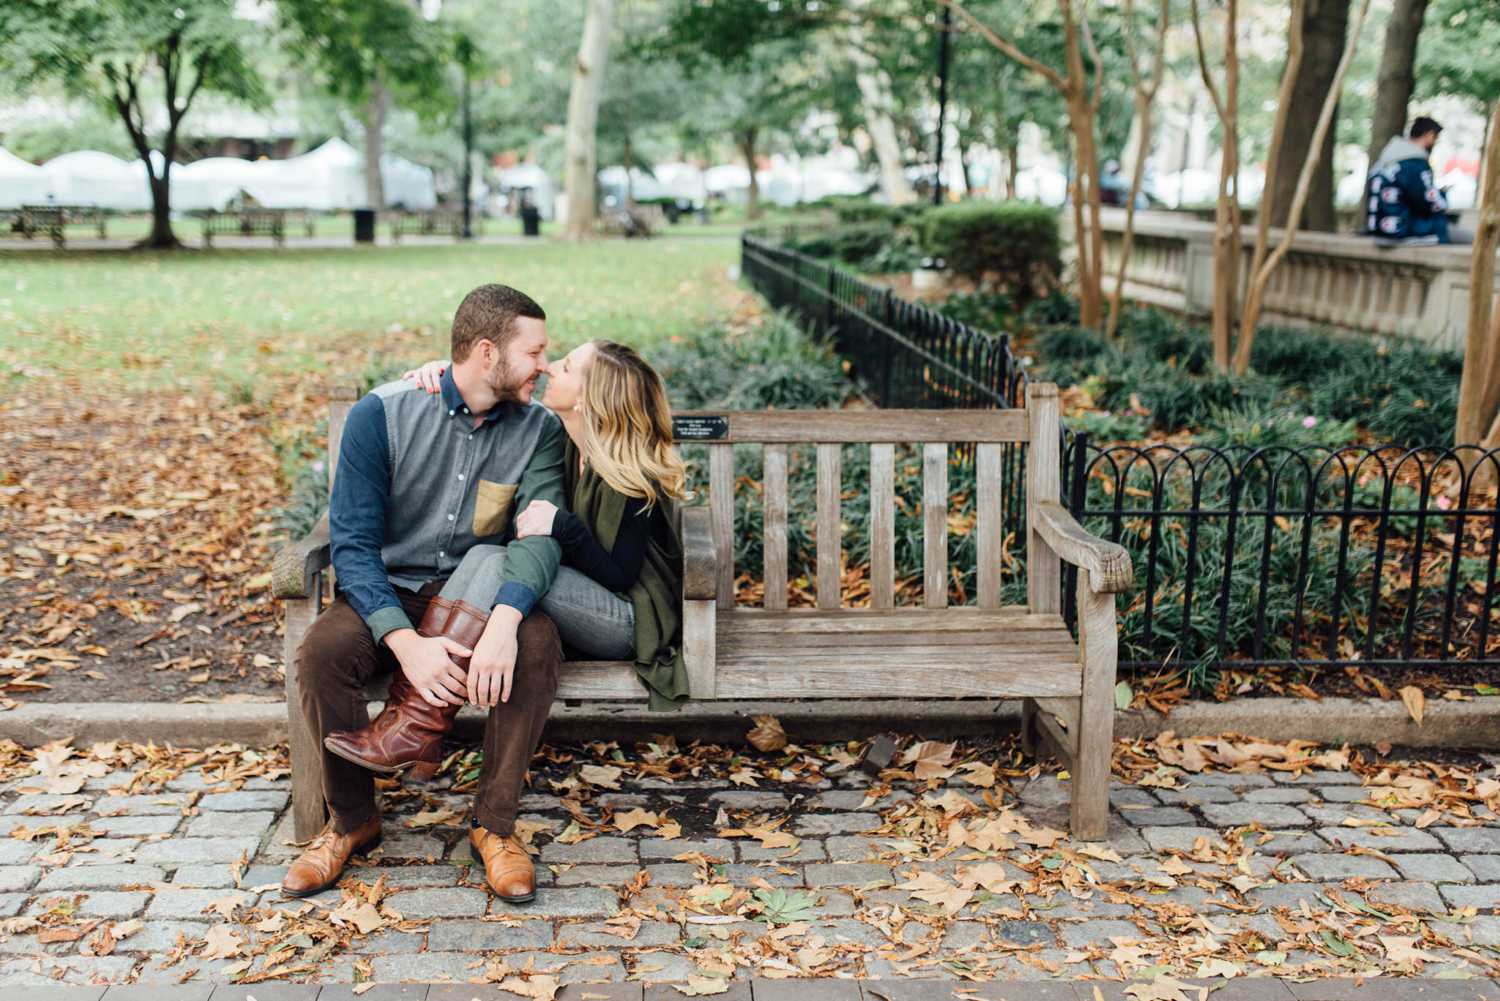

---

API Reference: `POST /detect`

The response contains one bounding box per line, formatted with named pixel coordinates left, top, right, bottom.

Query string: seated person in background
left=1365, top=116, right=1469, bottom=246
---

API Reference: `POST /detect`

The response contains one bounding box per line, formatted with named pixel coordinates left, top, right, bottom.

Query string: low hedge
left=920, top=201, right=1061, bottom=303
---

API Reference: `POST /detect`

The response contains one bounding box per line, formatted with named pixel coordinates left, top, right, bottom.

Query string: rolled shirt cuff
left=493, top=581, right=538, bottom=617
left=366, top=605, right=415, bottom=646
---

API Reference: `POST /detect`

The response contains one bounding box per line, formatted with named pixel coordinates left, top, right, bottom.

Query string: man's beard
left=486, top=356, right=532, bottom=402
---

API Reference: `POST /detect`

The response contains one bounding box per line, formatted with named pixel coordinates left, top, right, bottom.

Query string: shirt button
left=457, top=473, right=465, bottom=481
left=447, top=513, right=455, bottom=521
left=463, top=407, right=470, bottom=415
left=438, top=550, right=446, bottom=558
left=467, top=434, right=473, bottom=441
left=448, top=409, right=455, bottom=417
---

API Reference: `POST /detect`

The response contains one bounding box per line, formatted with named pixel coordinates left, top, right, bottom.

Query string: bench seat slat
left=715, top=655, right=1081, bottom=699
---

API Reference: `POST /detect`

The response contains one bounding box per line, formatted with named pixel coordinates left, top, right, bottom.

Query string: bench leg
left=1070, top=579, right=1117, bottom=841
left=1019, top=698, right=1040, bottom=758
left=283, top=592, right=329, bottom=841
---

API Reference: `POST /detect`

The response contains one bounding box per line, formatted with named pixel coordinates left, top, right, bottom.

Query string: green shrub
left=921, top=201, right=1061, bottom=303
left=819, top=195, right=923, bottom=227
left=656, top=312, right=851, bottom=412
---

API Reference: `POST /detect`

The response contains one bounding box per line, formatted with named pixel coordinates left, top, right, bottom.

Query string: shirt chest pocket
left=473, top=480, right=519, bottom=537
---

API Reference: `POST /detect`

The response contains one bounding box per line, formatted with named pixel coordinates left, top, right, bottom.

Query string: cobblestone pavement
left=0, top=978, right=1497, bottom=1000
left=0, top=737, right=1497, bottom=996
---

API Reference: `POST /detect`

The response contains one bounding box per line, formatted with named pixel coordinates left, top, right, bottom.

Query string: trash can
left=520, top=205, right=541, bottom=237
left=353, top=208, right=377, bottom=244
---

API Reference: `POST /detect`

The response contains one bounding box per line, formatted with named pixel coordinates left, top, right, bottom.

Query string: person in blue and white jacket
left=1364, top=116, right=1467, bottom=246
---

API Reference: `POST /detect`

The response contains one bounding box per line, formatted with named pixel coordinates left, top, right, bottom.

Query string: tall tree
left=2, top=0, right=265, bottom=249
left=278, top=0, right=446, bottom=209
left=564, top=0, right=616, bottom=239
left=1454, top=100, right=1500, bottom=454
left=1106, top=0, right=1170, bottom=339
left=1189, top=0, right=1241, bottom=370
left=940, top=0, right=1109, bottom=329
left=1267, top=0, right=1351, bottom=231
left=1367, top=0, right=1430, bottom=168
left=1237, top=0, right=1373, bottom=372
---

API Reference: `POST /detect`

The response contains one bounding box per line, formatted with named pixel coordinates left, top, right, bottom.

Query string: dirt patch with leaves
left=0, top=380, right=323, bottom=704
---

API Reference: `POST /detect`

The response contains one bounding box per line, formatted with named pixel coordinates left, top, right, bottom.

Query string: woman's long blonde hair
left=580, top=340, right=688, bottom=510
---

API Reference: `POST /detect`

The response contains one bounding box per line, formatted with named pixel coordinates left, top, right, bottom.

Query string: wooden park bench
left=389, top=210, right=477, bottom=243
left=11, top=205, right=105, bottom=247
left=201, top=208, right=289, bottom=247
left=273, top=383, right=1132, bottom=841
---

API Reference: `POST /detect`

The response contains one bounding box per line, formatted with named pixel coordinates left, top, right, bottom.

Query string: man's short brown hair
left=451, top=284, right=546, bottom=362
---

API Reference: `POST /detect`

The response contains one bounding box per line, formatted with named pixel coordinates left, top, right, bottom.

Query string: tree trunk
left=1455, top=99, right=1500, bottom=449
left=145, top=169, right=178, bottom=249
left=739, top=129, right=761, bottom=220
left=1269, top=0, right=1350, bottom=231
left=364, top=80, right=387, bottom=211
left=847, top=10, right=915, bottom=205
left=1368, top=0, right=1429, bottom=170
left=1237, top=0, right=1372, bottom=372
left=1006, top=142, right=1019, bottom=199
left=563, top=0, right=616, bottom=240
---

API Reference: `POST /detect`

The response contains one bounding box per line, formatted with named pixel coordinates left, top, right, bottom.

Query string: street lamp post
left=461, top=65, right=474, bottom=240
left=934, top=3, right=952, bottom=205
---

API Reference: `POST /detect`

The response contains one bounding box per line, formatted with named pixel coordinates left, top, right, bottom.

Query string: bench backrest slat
left=923, top=443, right=949, bottom=609
left=320, top=396, right=1048, bottom=613
left=868, top=443, right=896, bottom=610
left=816, top=443, right=842, bottom=609
left=762, top=444, right=789, bottom=610
left=708, top=444, right=736, bottom=607
left=975, top=442, right=1004, bottom=609
left=1026, top=385, right=1062, bottom=614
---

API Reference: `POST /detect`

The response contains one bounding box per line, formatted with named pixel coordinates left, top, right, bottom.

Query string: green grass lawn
left=1, top=235, right=741, bottom=395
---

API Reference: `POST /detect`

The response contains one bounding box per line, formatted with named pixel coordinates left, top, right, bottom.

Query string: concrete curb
left=2, top=695, right=1498, bottom=749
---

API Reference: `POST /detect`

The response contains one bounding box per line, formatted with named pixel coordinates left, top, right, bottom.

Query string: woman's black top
left=553, top=496, right=653, bottom=593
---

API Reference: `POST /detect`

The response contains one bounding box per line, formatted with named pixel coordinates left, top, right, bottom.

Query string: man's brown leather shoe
left=281, top=813, right=382, bottom=898
left=323, top=597, right=487, bottom=780
left=470, top=826, right=535, bottom=903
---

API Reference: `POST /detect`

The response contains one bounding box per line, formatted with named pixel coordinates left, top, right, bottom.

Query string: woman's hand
left=514, top=499, right=559, bottom=539
left=400, top=359, right=449, bottom=394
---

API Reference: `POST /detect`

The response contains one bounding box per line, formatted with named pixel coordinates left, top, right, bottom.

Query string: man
left=283, top=283, right=565, bottom=904
left=1365, top=116, right=1465, bottom=246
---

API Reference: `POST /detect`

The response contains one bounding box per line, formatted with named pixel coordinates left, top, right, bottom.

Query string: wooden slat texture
left=682, top=599, right=716, bottom=698
left=924, top=443, right=948, bottom=609
left=763, top=444, right=789, bottom=610
left=1027, top=383, right=1062, bottom=614
left=976, top=442, right=1003, bottom=609
left=816, top=444, right=842, bottom=609
left=672, top=409, right=1028, bottom=443
left=715, top=653, right=1081, bottom=699
left=720, top=607, right=1064, bottom=634
left=284, top=595, right=326, bottom=841
left=709, top=445, right=735, bottom=607
left=869, top=443, right=896, bottom=610
left=1071, top=575, right=1119, bottom=840
left=721, top=633, right=1080, bottom=657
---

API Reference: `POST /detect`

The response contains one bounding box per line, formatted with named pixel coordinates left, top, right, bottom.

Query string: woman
left=323, top=341, right=692, bottom=778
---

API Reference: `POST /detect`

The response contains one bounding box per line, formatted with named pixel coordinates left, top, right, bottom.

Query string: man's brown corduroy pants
left=296, top=581, right=561, bottom=835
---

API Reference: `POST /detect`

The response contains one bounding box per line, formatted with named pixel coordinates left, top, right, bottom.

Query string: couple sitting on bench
left=282, top=283, right=691, bottom=904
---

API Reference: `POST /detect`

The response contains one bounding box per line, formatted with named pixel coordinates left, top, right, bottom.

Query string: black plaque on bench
left=673, top=415, right=729, bottom=441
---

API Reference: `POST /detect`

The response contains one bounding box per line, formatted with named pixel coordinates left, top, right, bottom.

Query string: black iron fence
left=741, top=231, right=1500, bottom=680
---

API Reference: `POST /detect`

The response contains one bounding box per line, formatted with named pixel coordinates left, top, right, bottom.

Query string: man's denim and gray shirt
left=329, top=368, right=566, bottom=644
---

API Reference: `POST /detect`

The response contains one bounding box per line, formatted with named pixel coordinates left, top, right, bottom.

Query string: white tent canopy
left=26, top=138, right=438, bottom=213
left=0, top=148, right=51, bottom=209
left=598, top=165, right=667, bottom=204
left=39, top=150, right=151, bottom=210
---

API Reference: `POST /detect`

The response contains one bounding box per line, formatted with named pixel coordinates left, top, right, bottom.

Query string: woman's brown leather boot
left=322, top=597, right=487, bottom=781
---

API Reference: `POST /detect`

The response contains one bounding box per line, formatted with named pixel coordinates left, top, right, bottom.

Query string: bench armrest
left=1034, top=501, right=1133, bottom=594
left=680, top=506, right=717, bottom=602
left=272, top=515, right=331, bottom=599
